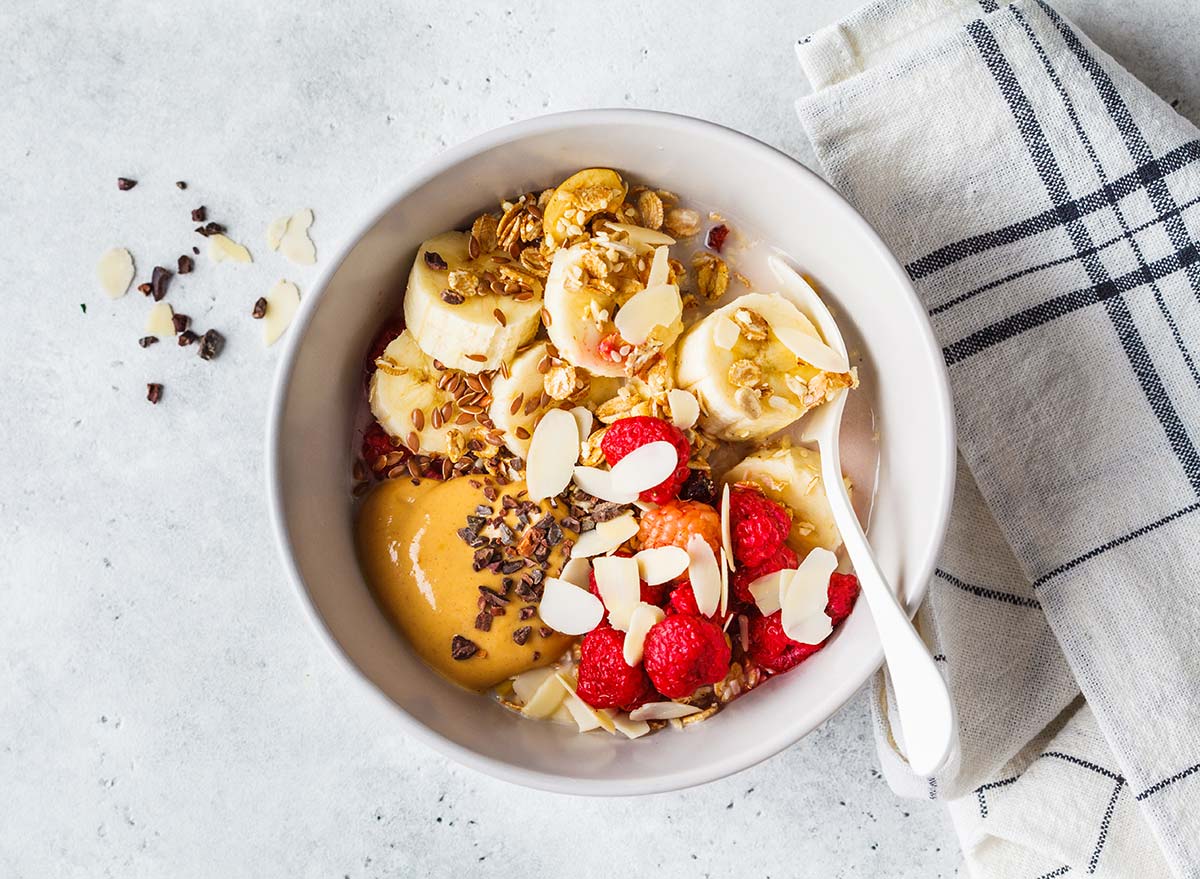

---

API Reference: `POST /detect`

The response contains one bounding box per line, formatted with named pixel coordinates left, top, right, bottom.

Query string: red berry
left=576, top=624, right=657, bottom=711
left=746, top=611, right=823, bottom=674
left=588, top=566, right=669, bottom=609
left=637, top=499, right=722, bottom=559
left=728, top=485, right=791, bottom=566
left=365, top=318, right=405, bottom=373
left=730, top=545, right=799, bottom=607
left=826, top=572, right=860, bottom=625
left=641, top=614, right=731, bottom=699
left=601, top=416, right=692, bottom=504
left=597, top=332, right=630, bottom=368
left=361, top=420, right=401, bottom=464
left=666, top=581, right=732, bottom=625
left=706, top=224, right=730, bottom=252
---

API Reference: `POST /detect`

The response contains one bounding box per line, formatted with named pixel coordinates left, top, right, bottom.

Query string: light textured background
left=2, top=2, right=1197, bottom=877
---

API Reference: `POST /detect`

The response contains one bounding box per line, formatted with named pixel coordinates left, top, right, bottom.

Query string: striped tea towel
left=794, top=1, right=1200, bottom=876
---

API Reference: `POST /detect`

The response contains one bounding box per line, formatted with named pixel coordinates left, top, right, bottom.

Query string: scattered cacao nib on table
left=191, top=206, right=206, bottom=222
left=150, top=266, right=172, bottom=301
left=177, top=330, right=199, bottom=347
left=194, top=222, right=225, bottom=237
left=171, top=313, right=190, bottom=334
left=177, top=254, right=194, bottom=274
left=117, top=177, right=137, bottom=191
left=138, top=336, right=158, bottom=348
left=146, top=382, right=163, bottom=404
left=175, top=181, right=187, bottom=190
left=198, top=329, right=223, bottom=360
left=251, top=297, right=268, bottom=319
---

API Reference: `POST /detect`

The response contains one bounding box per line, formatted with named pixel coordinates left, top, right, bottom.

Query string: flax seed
left=455, top=412, right=475, bottom=425
left=515, top=426, right=530, bottom=440
left=441, top=457, right=453, bottom=480
left=411, top=409, right=425, bottom=431
left=373, top=454, right=388, bottom=472
left=406, top=458, right=421, bottom=479
left=510, top=393, right=524, bottom=415
left=500, top=361, right=510, bottom=379
left=466, top=353, right=487, bottom=363
left=537, top=355, right=552, bottom=375
left=387, top=464, right=407, bottom=479
left=431, top=407, right=444, bottom=429
left=407, top=431, right=420, bottom=453
left=465, top=375, right=483, bottom=393
left=541, top=307, right=552, bottom=326
left=440, top=401, right=454, bottom=422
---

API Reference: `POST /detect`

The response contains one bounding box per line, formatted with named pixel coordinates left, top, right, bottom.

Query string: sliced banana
left=403, top=231, right=543, bottom=374
left=724, top=445, right=843, bottom=556
left=369, top=330, right=481, bottom=455
left=542, top=168, right=627, bottom=247
left=487, top=341, right=551, bottom=458
left=544, top=243, right=684, bottom=379
left=674, top=292, right=856, bottom=441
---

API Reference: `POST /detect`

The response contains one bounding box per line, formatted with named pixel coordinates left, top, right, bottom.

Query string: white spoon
left=770, top=256, right=957, bottom=777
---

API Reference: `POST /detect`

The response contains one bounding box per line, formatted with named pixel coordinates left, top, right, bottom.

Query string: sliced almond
left=569, top=406, right=593, bottom=442
left=144, top=302, right=176, bottom=337
left=526, top=408, right=580, bottom=501
left=613, top=283, right=682, bottom=345
left=97, top=247, right=134, bottom=298
left=572, top=466, right=638, bottom=504
left=666, top=388, right=700, bottom=430
left=208, top=233, right=253, bottom=263
left=538, top=577, right=604, bottom=636
left=686, top=533, right=721, bottom=618
left=512, top=666, right=558, bottom=704
left=263, top=279, right=300, bottom=346
left=628, top=701, right=702, bottom=722
left=612, top=713, right=651, bottom=739
left=712, top=315, right=740, bottom=350
left=569, top=512, right=638, bottom=558
left=774, top=324, right=849, bottom=373
left=781, top=548, right=838, bottom=644
left=719, top=550, right=730, bottom=617
left=266, top=215, right=289, bottom=250
left=633, top=545, right=689, bottom=585
left=748, top=569, right=790, bottom=616
left=279, top=208, right=316, bottom=265
left=647, top=244, right=670, bottom=287
left=593, top=555, right=640, bottom=630
left=558, top=556, right=592, bottom=590
left=622, top=602, right=665, bottom=666
left=609, top=440, right=678, bottom=494
left=606, top=222, right=675, bottom=248
left=556, top=673, right=615, bottom=734
left=521, top=673, right=569, bottom=719
left=719, top=483, right=736, bottom=571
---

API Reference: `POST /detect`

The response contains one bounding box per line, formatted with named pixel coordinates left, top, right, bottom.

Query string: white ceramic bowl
left=267, top=110, right=954, bottom=795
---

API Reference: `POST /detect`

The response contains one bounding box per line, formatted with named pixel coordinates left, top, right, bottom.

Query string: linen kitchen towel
left=795, top=1, right=1200, bottom=876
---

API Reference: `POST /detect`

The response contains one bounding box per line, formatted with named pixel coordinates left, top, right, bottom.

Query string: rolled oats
left=693, top=251, right=729, bottom=300
left=636, top=190, right=664, bottom=230
left=727, top=359, right=762, bottom=389
left=663, top=207, right=700, bottom=238
left=732, top=307, right=769, bottom=340
left=543, top=361, right=579, bottom=400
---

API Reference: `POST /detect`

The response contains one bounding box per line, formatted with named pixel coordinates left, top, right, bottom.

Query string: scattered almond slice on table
left=267, top=208, right=317, bottom=265
left=144, top=302, right=175, bottom=337
left=208, top=233, right=253, bottom=263
left=262, top=279, right=301, bottom=346
left=97, top=247, right=135, bottom=298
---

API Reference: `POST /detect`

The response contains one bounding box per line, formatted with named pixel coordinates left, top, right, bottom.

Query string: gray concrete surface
left=2, top=1, right=1197, bottom=876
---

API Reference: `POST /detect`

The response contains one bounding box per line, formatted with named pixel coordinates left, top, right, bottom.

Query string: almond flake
left=558, top=556, right=592, bottom=589
left=556, top=673, right=615, bottom=733
left=774, top=325, right=849, bottom=373
left=526, top=408, right=580, bottom=500
left=569, top=406, right=594, bottom=442
left=613, top=283, right=682, bottom=345
left=748, top=570, right=790, bottom=616
left=593, top=555, right=640, bottom=630
left=622, top=602, right=665, bottom=666
left=521, top=673, right=569, bottom=719
left=607, top=223, right=675, bottom=248
left=278, top=208, right=316, bottom=265
left=686, top=533, right=721, bottom=618
left=633, top=545, right=689, bottom=585
left=262, top=279, right=300, bottom=346
left=781, top=548, right=838, bottom=644
left=628, top=701, right=702, bottom=722
left=572, top=466, right=638, bottom=504
left=513, top=666, right=558, bottom=704
left=144, top=302, right=176, bottom=337
left=538, top=577, right=604, bottom=635
left=97, top=247, right=135, bottom=298
left=612, top=713, right=651, bottom=739
left=569, top=512, right=638, bottom=558
left=667, top=388, right=699, bottom=430
left=609, top=440, right=678, bottom=494
left=266, top=215, right=289, bottom=250
left=719, top=550, right=730, bottom=617
left=647, top=245, right=669, bottom=287
left=712, top=315, right=740, bottom=350
left=208, top=233, right=253, bottom=263
left=719, top=483, right=736, bottom=571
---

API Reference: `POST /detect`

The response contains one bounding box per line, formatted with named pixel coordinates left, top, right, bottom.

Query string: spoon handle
left=818, top=440, right=957, bottom=777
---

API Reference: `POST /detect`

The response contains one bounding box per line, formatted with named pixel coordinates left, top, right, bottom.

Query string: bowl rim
left=265, top=108, right=956, bottom=796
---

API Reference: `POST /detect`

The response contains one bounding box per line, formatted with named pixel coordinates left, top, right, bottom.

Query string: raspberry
left=730, top=545, right=799, bottom=607
left=588, top=567, right=669, bottom=609
left=601, top=416, right=691, bottom=504
left=678, top=469, right=716, bottom=505
left=641, top=614, right=731, bottom=699
left=576, top=624, right=657, bottom=711
left=746, top=611, right=823, bottom=674
left=827, top=572, right=860, bottom=625
left=637, top=499, right=721, bottom=559
left=666, top=581, right=731, bottom=625
left=745, top=572, right=862, bottom=674
left=361, top=420, right=402, bottom=465
left=728, top=485, right=791, bottom=567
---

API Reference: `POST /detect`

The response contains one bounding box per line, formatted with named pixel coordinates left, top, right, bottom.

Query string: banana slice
left=403, top=231, right=543, bottom=374
left=544, top=243, right=684, bottom=378
left=487, top=341, right=551, bottom=458
left=542, top=168, right=628, bottom=247
left=724, top=445, right=843, bottom=555
left=369, top=330, right=480, bottom=455
left=674, top=292, right=856, bottom=441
